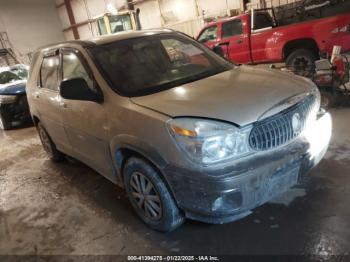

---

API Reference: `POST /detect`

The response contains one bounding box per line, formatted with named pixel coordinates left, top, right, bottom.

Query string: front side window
left=62, top=51, right=94, bottom=92
left=222, top=20, right=243, bottom=38
left=40, top=56, right=59, bottom=91
left=89, top=33, right=233, bottom=96
left=198, top=26, right=217, bottom=43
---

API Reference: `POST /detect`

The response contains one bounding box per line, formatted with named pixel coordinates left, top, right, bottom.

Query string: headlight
left=167, top=118, right=252, bottom=165
left=0, top=95, right=17, bottom=104
left=311, top=86, right=321, bottom=111
left=306, top=86, right=321, bottom=125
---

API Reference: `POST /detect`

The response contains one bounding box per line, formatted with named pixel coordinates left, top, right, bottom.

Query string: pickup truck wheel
left=37, top=123, right=64, bottom=162
left=0, top=109, right=12, bottom=130
left=285, top=49, right=318, bottom=78
left=124, top=157, right=185, bottom=232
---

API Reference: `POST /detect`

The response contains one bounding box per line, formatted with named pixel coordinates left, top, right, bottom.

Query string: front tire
left=37, top=123, right=64, bottom=162
left=285, top=49, right=318, bottom=78
left=124, top=157, right=184, bottom=232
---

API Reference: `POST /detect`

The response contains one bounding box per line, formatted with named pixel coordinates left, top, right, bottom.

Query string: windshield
left=89, top=33, right=233, bottom=96
left=0, top=65, right=28, bottom=85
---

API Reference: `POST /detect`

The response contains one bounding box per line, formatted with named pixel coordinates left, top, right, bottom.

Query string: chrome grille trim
left=249, top=94, right=316, bottom=151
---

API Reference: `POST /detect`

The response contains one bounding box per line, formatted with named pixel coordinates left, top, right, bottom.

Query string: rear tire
left=37, top=122, right=64, bottom=162
left=123, top=157, right=184, bottom=232
left=285, top=49, right=318, bottom=78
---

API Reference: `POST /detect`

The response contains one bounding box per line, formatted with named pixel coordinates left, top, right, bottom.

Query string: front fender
left=110, top=134, right=169, bottom=187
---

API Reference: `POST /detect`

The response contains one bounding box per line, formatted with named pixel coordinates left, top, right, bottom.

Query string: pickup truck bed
left=197, top=9, right=350, bottom=76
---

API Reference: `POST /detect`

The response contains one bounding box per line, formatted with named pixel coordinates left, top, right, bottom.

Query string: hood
left=131, top=66, right=316, bottom=126
left=0, top=80, right=26, bottom=95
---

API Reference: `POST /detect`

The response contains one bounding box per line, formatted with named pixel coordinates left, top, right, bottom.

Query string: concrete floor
left=1, top=109, right=350, bottom=256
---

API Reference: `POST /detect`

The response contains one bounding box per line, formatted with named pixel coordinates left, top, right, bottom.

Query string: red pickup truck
left=197, top=9, right=350, bottom=76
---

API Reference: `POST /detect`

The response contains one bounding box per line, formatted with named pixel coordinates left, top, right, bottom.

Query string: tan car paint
left=26, top=30, right=315, bottom=187
left=27, top=43, right=173, bottom=185
left=131, top=66, right=314, bottom=126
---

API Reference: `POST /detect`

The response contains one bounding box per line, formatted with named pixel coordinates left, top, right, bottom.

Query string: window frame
left=59, top=47, right=97, bottom=93
left=39, top=50, right=60, bottom=92
left=251, top=9, right=276, bottom=33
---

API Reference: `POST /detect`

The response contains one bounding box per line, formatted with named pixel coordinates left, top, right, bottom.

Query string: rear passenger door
left=35, top=52, right=71, bottom=153
left=220, top=19, right=251, bottom=64
left=59, top=48, right=113, bottom=178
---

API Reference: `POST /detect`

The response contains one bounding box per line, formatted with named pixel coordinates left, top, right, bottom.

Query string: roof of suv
left=38, top=29, right=174, bottom=51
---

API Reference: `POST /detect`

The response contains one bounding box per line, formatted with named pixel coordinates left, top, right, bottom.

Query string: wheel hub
left=293, top=56, right=313, bottom=76
left=130, top=172, right=162, bottom=220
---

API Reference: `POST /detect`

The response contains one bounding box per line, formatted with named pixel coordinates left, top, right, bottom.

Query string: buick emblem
left=292, top=113, right=301, bottom=133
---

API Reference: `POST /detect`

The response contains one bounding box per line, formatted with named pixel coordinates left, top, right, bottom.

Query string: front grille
left=249, top=94, right=316, bottom=151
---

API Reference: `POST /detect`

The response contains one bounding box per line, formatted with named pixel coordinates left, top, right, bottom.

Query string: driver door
left=59, top=48, right=113, bottom=178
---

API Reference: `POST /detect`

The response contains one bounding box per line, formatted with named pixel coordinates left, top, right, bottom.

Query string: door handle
left=236, top=39, right=243, bottom=44
left=219, top=42, right=230, bottom=46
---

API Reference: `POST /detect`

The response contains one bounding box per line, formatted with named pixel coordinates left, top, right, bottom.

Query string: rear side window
left=198, top=26, right=217, bottom=43
left=40, top=56, right=59, bottom=91
left=222, top=20, right=243, bottom=38
left=254, top=13, right=273, bottom=30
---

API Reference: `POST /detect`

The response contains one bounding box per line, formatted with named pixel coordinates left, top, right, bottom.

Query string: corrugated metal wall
left=56, top=0, right=303, bottom=40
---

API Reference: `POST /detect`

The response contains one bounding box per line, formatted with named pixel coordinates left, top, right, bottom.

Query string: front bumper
left=163, top=112, right=332, bottom=223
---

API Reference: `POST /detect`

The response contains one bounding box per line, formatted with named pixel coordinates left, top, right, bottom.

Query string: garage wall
left=0, top=0, right=64, bottom=65
left=56, top=0, right=303, bottom=40
left=56, top=0, right=127, bottom=40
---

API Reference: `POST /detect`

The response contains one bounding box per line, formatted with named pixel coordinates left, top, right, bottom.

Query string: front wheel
left=124, top=157, right=184, bottom=232
left=285, top=49, right=318, bottom=78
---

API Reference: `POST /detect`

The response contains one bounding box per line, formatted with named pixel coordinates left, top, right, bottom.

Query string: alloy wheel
left=293, top=56, right=314, bottom=77
left=130, top=171, right=162, bottom=220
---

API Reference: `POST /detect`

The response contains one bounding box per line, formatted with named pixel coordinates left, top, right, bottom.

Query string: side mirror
left=60, top=78, right=103, bottom=103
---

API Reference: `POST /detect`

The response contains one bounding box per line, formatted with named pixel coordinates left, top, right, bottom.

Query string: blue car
left=0, top=64, right=31, bottom=130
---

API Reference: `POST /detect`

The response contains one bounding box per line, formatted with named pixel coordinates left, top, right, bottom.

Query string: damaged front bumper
left=163, top=111, right=332, bottom=224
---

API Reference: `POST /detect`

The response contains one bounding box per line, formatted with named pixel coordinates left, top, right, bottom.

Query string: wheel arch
left=283, top=38, right=320, bottom=60
left=111, top=135, right=169, bottom=188
left=113, top=144, right=179, bottom=203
